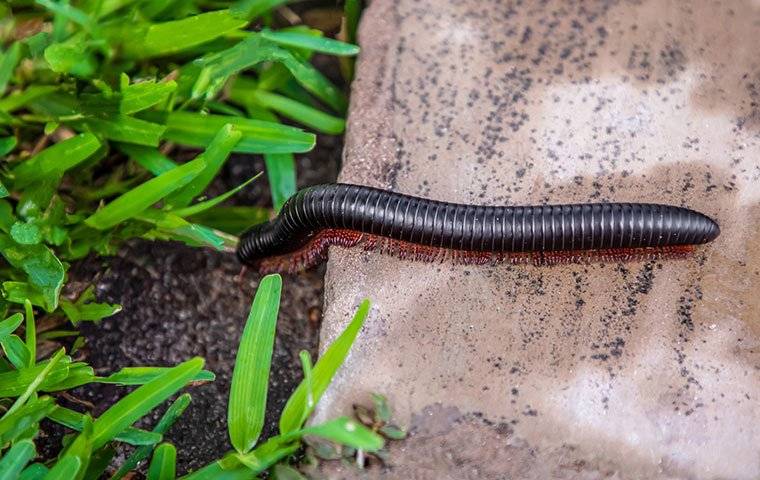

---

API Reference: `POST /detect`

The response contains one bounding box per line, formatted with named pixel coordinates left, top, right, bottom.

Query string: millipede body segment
left=237, top=183, right=720, bottom=273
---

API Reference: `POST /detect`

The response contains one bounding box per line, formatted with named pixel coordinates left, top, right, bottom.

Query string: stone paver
left=314, top=1, right=760, bottom=478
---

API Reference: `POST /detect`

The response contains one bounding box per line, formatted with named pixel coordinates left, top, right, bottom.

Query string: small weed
left=304, top=392, right=407, bottom=470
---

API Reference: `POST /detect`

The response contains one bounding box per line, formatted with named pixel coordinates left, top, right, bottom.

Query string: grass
left=0, top=0, right=378, bottom=477
left=0, top=273, right=382, bottom=477
left=0, top=0, right=362, bottom=317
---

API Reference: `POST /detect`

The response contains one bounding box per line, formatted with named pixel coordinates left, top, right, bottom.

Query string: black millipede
left=237, top=183, right=720, bottom=273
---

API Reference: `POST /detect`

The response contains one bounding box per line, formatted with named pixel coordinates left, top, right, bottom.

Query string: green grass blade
left=157, top=111, right=315, bottom=154
left=36, top=0, right=96, bottom=32
left=0, top=313, right=23, bottom=343
left=180, top=35, right=285, bottom=101
left=24, top=300, right=35, bottom=367
left=147, top=443, right=176, bottom=480
left=172, top=174, right=260, bottom=217
left=172, top=175, right=259, bottom=218
left=5, top=348, right=65, bottom=418
left=300, top=417, right=384, bottom=451
left=59, top=291, right=122, bottom=326
left=116, top=144, right=178, bottom=176
left=3, top=282, right=47, bottom=311
left=260, top=30, right=360, bottom=56
left=229, top=436, right=299, bottom=473
left=0, top=137, right=16, bottom=157
left=344, top=0, right=362, bottom=45
left=1, top=335, right=32, bottom=369
left=19, top=463, right=49, bottom=480
left=251, top=90, right=345, bottom=134
left=84, top=157, right=206, bottom=230
left=0, top=201, right=12, bottom=232
left=186, top=206, right=269, bottom=236
left=111, top=394, right=191, bottom=480
left=165, top=124, right=242, bottom=208
left=124, top=10, right=247, bottom=59
left=84, top=0, right=140, bottom=19
left=0, top=439, right=36, bottom=480
left=97, top=366, right=214, bottom=385
left=0, top=110, right=13, bottom=126
left=228, top=273, right=282, bottom=454
left=137, top=211, right=229, bottom=250
left=121, top=80, right=177, bottom=115
left=178, top=34, right=343, bottom=113
left=205, top=100, right=246, bottom=117
left=43, top=41, right=97, bottom=78
left=79, top=115, right=165, bottom=146
left=37, top=330, right=78, bottom=342
left=47, top=406, right=162, bottom=446
left=0, top=358, right=71, bottom=398
left=219, top=39, right=345, bottom=113
left=231, top=0, right=290, bottom=20
left=39, top=362, right=95, bottom=392
left=81, top=445, right=115, bottom=480
left=279, top=55, right=347, bottom=113
left=0, top=397, right=55, bottom=444
left=90, top=357, right=203, bottom=450
left=264, top=153, right=296, bottom=212
left=0, top=86, right=58, bottom=113
left=43, top=456, right=81, bottom=480
left=279, top=299, right=370, bottom=434
left=0, top=42, right=22, bottom=97
left=10, top=133, right=101, bottom=188
left=180, top=460, right=260, bottom=480
left=57, top=413, right=93, bottom=477
left=133, top=1, right=180, bottom=19
left=297, top=351, right=313, bottom=428
left=25, top=91, right=77, bottom=118
left=281, top=75, right=330, bottom=104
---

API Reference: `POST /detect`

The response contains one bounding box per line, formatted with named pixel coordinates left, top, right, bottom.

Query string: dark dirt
left=49, top=133, right=340, bottom=474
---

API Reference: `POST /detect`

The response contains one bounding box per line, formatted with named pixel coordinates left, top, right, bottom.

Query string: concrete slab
left=314, top=1, right=760, bottom=478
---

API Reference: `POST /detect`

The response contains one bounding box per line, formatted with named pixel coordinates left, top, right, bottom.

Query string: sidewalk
left=314, top=1, right=760, bottom=478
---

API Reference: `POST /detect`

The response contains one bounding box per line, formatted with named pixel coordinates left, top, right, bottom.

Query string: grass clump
left=0, top=274, right=380, bottom=477
left=0, top=0, right=360, bottom=318
left=0, top=0, right=369, bottom=477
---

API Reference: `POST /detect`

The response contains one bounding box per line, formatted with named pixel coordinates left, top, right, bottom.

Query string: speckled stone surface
left=314, top=1, right=760, bottom=478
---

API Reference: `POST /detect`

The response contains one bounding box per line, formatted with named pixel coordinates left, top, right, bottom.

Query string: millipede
left=236, top=183, right=720, bottom=274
